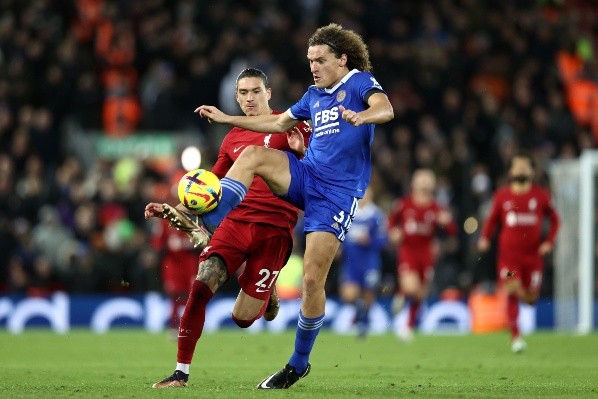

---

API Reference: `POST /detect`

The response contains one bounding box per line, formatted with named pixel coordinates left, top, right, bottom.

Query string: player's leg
left=340, top=280, right=363, bottom=331
left=199, top=147, right=292, bottom=231
left=511, top=263, right=543, bottom=353
left=400, top=268, right=423, bottom=329
left=291, top=232, right=339, bottom=365
left=339, top=262, right=361, bottom=321
left=231, top=223, right=293, bottom=327
left=498, top=262, right=525, bottom=352
left=153, top=220, right=247, bottom=388
left=519, top=261, right=543, bottom=305
left=258, top=232, right=341, bottom=389
left=258, top=154, right=353, bottom=389
left=145, top=147, right=292, bottom=249
left=152, top=256, right=228, bottom=388
left=356, top=268, right=381, bottom=337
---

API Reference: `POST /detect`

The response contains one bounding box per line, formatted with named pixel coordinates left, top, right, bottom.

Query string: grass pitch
left=0, top=330, right=596, bottom=399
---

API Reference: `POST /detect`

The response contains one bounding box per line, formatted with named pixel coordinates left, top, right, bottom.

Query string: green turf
left=0, top=330, right=596, bottom=398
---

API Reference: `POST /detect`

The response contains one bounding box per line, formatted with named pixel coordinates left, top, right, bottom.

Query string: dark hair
left=508, top=150, right=535, bottom=170
left=236, top=68, right=269, bottom=88
left=308, top=23, right=372, bottom=72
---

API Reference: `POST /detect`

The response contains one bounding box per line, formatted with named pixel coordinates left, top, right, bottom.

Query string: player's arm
left=387, top=201, right=404, bottom=245
left=211, top=136, right=234, bottom=179
left=539, top=194, right=561, bottom=255
left=339, top=92, right=394, bottom=127
left=195, top=105, right=299, bottom=133
left=437, top=207, right=458, bottom=235
left=477, top=195, right=500, bottom=252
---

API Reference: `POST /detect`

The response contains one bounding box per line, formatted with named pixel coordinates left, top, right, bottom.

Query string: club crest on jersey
left=264, top=134, right=272, bottom=148
left=528, top=198, right=537, bottom=210
left=370, top=77, right=383, bottom=90
left=336, top=90, right=346, bottom=102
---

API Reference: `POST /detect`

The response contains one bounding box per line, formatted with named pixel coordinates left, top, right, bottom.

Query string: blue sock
left=201, top=177, right=247, bottom=231
left=288, top=311, right=324, bottom=374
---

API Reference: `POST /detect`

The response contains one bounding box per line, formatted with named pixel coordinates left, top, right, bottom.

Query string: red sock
left=408, top=300, right=421, bottom=328
left=177, top=280, right=214, bottom=364
left=507, top=295, right=520, bottom=339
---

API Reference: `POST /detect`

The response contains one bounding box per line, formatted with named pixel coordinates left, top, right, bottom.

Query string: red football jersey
left=388, top=196, right=457, bottom=255
left=211, top=115, right=312, bottom=229
left=480, top=185, right=560, bottom=262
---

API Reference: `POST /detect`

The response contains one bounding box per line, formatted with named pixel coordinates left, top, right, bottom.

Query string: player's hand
left=144, top=202, right=165, bottom=219
left=339, top=105, right=364, bottom=126
left=477, top=237, right=490, bottom=253
left=437, top=209, right=452, bottom=226
left=388, top=227, right=403, bottom=245
left=194, top=105, right=229, bottom=124
left=286, top=127, right=306, bottom=156
left=538, top=241, right=553, bottom=256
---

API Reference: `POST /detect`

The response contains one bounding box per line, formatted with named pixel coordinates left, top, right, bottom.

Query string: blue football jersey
left=288, top=69, right=386, bottom=198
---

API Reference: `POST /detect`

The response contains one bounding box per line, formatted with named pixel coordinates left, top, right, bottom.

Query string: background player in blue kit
left=193, top=23, right=394, bottom=389
left=338, top=188, right=387, bottom=338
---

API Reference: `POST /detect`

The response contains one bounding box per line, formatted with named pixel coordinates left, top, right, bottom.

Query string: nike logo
left=233, top=146, right=245, bottom=153
left=257, top=374, right=275, bottom=389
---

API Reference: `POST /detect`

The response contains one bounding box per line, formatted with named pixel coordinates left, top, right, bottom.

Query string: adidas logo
left=313, top=101, right=320, bottom=108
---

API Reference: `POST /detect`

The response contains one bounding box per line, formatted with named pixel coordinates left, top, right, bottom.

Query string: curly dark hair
left=308, top=23, right=372, bottom=72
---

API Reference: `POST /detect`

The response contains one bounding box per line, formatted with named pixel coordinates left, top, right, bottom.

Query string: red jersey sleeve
left=481, top=191, right=502, bottom=240
left=211, top=134, right=234, bottom=179
left=297, top=121, right=312, bottom=151
left=387, top=199, right=404, bottom=230
left=437, top=206, right=458, bottom=235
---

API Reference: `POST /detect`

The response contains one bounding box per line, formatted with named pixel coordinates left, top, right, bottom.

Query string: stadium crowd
left=0, top=0, right=596, bottom=298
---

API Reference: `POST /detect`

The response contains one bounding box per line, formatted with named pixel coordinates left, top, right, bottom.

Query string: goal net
left=550, top=150, right=597, bottom=334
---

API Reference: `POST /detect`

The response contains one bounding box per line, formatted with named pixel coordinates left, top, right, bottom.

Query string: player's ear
left=339, top=54, right=348, bottom=67
left=266, top=87, right=272, bottom=100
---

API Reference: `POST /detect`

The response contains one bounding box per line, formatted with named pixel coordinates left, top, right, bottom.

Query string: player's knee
left=236, top=145, right=263, bottom=167
left=302, top=274, right=323, bottom=295
left=231, top=314, right=255, bottom=328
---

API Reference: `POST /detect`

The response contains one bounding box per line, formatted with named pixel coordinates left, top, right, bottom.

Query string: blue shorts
left=340, top=263, right=381, bottom=290
left=280, top=152, right=359, bottom=241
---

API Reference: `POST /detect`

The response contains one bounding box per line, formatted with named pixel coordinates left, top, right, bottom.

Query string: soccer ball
left=177, top=169, right=222, bottom=214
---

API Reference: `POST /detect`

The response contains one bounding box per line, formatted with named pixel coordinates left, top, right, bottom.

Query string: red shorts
left=397, top=254, right=434, bottom=285
left=498, top=257, right=543, bottom=293
left=161, top=253, right=198, bottom=294
left=198, top=218, right=293, bottom=301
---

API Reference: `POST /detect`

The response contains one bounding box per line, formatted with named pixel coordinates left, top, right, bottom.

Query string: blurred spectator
left=0, top=0, right=595, bottom=298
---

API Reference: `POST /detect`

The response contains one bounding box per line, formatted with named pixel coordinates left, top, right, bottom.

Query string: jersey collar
left=322, top=69, right=359, bottom=94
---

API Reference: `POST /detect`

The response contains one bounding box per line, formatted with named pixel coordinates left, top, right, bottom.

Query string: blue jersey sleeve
left=355, top=72, right=386, bottom=104
left=289, top=90, right=312, bottom=120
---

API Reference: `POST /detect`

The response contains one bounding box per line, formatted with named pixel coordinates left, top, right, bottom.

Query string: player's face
left=509, top=157, right=534, bottom=182
left=412, top=171, right=436, bottom=196
left=307, top=45, right=348, bottom=89
left=236, top=77, right=272, bottom=116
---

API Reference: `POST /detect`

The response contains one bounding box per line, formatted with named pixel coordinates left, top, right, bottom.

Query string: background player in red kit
left=388, top=169, right=457, bottom=342
left=477, top=152, right=560, bottom=353
left=151, top=220, right=198, bottom=337
left=145, top=68, right=311, bottom=388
